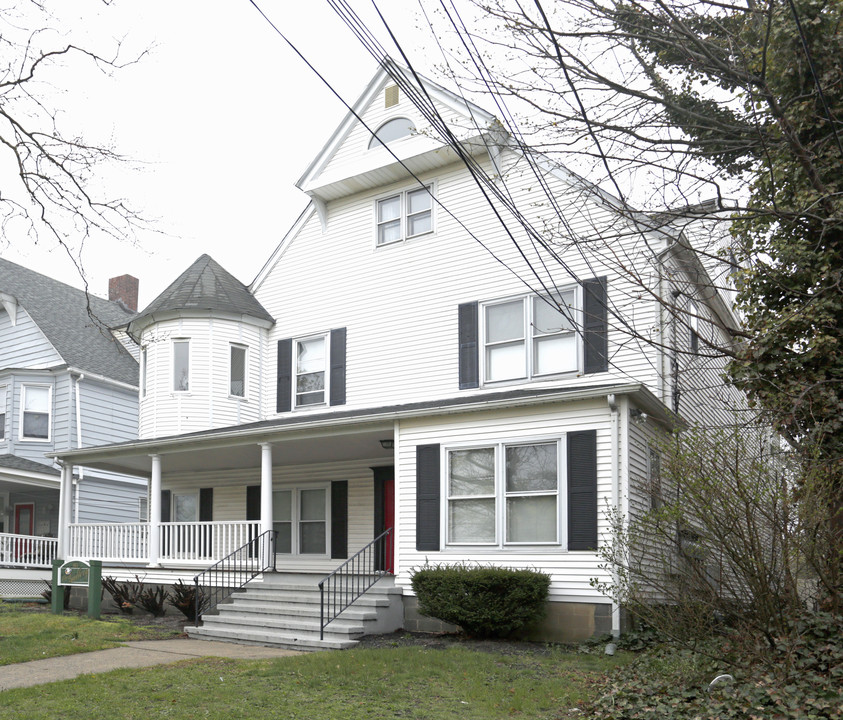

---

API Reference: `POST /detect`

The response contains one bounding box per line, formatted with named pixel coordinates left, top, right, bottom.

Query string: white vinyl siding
left=139, top=317, right=262, bottom=438
left=394, top=401, right=613, bottom=601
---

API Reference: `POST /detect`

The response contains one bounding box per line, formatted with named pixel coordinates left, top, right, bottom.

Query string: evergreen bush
left=410, top=564, right=550, bottom=638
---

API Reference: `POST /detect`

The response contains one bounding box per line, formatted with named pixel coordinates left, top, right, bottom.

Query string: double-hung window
left=230, top=344, right=247, bottom=398
left=295, top=335, right=327, bottom=407
left=376, top=185, right=433, bottom=246
left=272, top=487, right=328, bottom=555
left=173, top=339, right=190, bottom=392
left=20, top=385, right=51, bottom=441
left=446, top=440, right=561, bottom=546
left=484, top=290, right=577, bottom=382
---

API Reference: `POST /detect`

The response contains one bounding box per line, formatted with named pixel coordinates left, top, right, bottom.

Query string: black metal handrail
left=318, top=528, right=392, bottom=640
left=193, top=529, right=277, bottom=626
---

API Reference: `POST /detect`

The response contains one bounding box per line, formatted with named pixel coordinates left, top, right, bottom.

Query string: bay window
left=446, top=440, right=561, bottom=546
left=21, top=384, right=51, bottom=441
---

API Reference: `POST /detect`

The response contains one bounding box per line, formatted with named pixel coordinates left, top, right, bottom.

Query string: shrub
left=410, top=564, right=550, bottom=638
left=102, top=576, right=144, bottom=614
left=40, top=582, right=72, bottom=609
left=168, top=579, right=209, bottom=622
left=138, top=584, right=168, bottom=617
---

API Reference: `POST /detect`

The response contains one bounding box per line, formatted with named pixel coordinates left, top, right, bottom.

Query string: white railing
left=0, top=532, right=58, bottom=568
left=159, top=521, right=260, bottom=563
left=69, top=523, right=149, bottom=563
left=67, top=521, right=261, bottom=565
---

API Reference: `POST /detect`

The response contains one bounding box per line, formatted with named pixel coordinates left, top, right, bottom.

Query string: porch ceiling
left=57, top=421, right=396, bottom=478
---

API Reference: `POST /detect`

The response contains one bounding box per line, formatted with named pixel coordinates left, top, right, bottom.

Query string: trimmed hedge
left=410, top=564, right=550, bottom=638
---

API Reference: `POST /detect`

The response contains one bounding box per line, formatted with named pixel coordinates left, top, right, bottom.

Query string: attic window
left=368, top=117, right=415, bottom=149
left=384, top=84, right=399, bottom=108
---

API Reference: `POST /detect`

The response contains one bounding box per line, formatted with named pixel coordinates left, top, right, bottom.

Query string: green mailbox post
left=52, top=559, right=102, bottom=619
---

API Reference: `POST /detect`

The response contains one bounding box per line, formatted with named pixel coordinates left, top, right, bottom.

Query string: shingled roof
left=132, top=254, right=273, bottom=325
left=0, top=258, right=139, bottom=386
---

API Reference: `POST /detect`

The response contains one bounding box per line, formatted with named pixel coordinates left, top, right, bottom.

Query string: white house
left=0, top=260, right=147, bottom=599
left=51, top=64, right=739, bottom=647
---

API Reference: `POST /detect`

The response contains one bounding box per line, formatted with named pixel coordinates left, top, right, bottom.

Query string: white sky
left=1, top=0, right=435, bottom=308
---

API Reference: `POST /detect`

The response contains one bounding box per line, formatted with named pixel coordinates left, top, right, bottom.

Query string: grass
left=0, top=606, right=182, bottom=665
left=0, top=645, right=627, bottom=719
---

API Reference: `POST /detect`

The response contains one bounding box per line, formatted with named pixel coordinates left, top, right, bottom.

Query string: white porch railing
left=0, top=532, right=58, bottom=568
left=68, top=521, right=261, bottom=565
left=69, top=523, right=149, bottom=563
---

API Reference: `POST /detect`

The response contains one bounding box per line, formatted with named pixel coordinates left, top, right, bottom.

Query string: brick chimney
left=109, top=274, right=139, bottom=312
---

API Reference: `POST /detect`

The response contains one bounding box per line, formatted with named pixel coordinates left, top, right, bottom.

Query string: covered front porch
left=54, top=414, right=397, bottom=575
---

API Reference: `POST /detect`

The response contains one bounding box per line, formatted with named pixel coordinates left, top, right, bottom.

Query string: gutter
left=74, top=373, right=85, bottom=518
left=67, top=366, right=138, bottom=393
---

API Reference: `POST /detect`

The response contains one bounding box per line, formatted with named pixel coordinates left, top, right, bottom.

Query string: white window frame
left=19, top=384, right=52, bottom=442
left=374, top=183, right=434, bottom=247
left=138, top=496, right=148, bottom=522
left=229, top=343, right=248, bottom=399
left=368, top=116, right=416, bottom=149
left=140, top=347, right=148, bottom=398
left=688, top=300, right=700, bottom=353
left=172, top=491, right=199, bottom=523
left=481, top=289, right=580, bottom=384
left=172, top=338, right=190, bottom=393
left=443, top=437, right=566, bottom=549
left=293, top=333, right=329, bottom=409
left=272, top=484, right=331, bottom=557
left=0, top=384, right=6, bottom=442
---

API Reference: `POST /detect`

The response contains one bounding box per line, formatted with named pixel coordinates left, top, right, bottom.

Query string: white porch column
left=260, top=443, right=273, bottom=537
left=148, top=454, right=162, bottom=567
left=57, top=462, right=73, bottom=558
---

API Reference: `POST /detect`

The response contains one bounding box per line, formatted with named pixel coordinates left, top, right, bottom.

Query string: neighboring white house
left=51, top=64, right=740, bottom=645
left=0, top=260, right=148, bottom=599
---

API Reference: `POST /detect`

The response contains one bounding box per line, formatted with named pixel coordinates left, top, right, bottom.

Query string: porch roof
left=49, top=383, right=671, bottom=477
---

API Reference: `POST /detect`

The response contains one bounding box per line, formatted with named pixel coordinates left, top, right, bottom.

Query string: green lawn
left=0, top=606, right=182, bottom=665
left=0, top=645, right=625, bottom=719
left=0, top=605, right=628, bottom=718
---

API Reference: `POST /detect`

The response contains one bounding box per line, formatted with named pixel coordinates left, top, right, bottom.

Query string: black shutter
left=416, top=444, right=441, bottom=551
left=331, top=480, right=348, bottom=559
left=199, top=488, right=214, bottom=556
left=583, top=277, right=608, bottom=374
left=276, top=338, right=292, bottom=413
left=329, top=327, right=347, bottom=406
left=568, top=430, right=598, bottom=551
left=160, top=490, right=171, bottom=523
left=458, top=302, right=479, bottom=389
left=246, top=485, right=261, bottom=521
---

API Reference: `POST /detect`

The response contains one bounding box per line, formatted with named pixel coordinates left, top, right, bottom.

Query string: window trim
left=443, top=436, right=566, bottom=549
left=172, top=338, right=191, bottom=393
left=272, top=484, right=331, bottom=557
left=374, top=183, right=435, bottom=247
left=293, top=333, right=330, bottom=409
left=140, top=347, right=148, bottom=398
left=229, top=343, right=248, bottom=399
left=19, top=383, right=52, bottom=443
left=368, top=116, right=416, bottom=150
left=481, top=288, right=581, bottom=385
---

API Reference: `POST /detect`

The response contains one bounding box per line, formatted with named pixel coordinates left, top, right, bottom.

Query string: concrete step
left=187, top=624, right=358, bottom=652
left=200, top=611, right=367, bottom=637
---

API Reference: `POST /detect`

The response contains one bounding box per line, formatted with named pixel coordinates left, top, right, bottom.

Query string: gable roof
left=0, top=257, right=139, bottom=386
left=131, top=254, right=274, bottom=332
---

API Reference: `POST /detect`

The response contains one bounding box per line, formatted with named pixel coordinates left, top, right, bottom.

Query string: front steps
left=186, top=573, right=404, bottom=652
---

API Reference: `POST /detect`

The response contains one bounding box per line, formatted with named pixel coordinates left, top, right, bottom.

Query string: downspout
left=74, top=373, right=85, bottom=524
left=607, top=393, right=622, bottom=637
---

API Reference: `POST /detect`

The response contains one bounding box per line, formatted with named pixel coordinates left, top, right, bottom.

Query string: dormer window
left=368, top=117, right=415, bottom=149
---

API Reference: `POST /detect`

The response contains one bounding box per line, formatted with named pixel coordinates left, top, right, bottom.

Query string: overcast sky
left=1, top=0, right=436, bottom=308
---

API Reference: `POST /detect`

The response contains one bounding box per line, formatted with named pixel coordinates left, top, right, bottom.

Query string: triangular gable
left=297, top=62, right=503, bottom=205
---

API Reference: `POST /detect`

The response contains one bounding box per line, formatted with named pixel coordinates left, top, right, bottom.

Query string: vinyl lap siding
left=0, top=307, right=63, bottom=369
left=76, top=474, right=147, bottom=524
left=256, top=149, right=663, bottom=420
left=78, top=381, right=138, bottom=446
left=394, top=400, right=614, bottom=602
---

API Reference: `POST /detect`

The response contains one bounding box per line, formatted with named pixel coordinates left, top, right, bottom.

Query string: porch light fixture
left=379, top=439, right=394, bottom=450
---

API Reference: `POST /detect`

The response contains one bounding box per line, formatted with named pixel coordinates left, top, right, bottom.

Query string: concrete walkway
left=0, top=639, right=301, bottom=691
